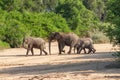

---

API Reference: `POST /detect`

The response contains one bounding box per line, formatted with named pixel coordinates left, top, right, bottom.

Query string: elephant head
left=22, top=37, right=27, bottom=49
left=22, top=37, right=31, bottom=49
left=48, top=32, right=62, bottom=54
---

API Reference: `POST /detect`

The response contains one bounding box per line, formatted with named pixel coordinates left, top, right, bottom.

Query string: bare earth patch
left=0, top=42, right=120, bottom=80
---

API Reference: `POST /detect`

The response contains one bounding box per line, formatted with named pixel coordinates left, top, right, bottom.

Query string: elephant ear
left=25, top=39, right=28, bottom=44
left=24, top=37, right=29, bottom=44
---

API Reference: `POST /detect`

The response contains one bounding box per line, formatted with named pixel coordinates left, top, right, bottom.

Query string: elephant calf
left=75, top=38, right=96, bottom=54
left=22, top=37, right=48, bottom=56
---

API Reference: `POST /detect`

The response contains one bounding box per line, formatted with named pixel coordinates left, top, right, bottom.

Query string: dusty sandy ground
left=0, top=42, right=120, bottom=80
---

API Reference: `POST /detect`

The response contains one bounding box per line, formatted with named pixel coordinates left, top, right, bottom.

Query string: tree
left=0, top=10, right=70, bottom=47
left=83, top=0, right=106, bottom=21
left=55, top=0, right=98, bottom=36
left=106, top=0, right=120, bottom=43
left=0, top=0, right=58, bottom=12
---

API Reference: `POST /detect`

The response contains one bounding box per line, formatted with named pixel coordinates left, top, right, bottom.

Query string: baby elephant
left=22, top=37, right=48, bottom=56
left=75, top=38, right=96, bottom=54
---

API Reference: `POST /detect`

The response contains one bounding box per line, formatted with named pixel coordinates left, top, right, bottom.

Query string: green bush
left=91, top=31, right=110, bottom=43
left=0, top=0, right=113, bottom=48
left=0, top=40, right=10, bottom=49
left=0, top=10, right=71, bottom=48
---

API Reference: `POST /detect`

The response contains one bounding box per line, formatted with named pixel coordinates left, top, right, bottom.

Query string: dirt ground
left=0, top=42, right=120, bottom=80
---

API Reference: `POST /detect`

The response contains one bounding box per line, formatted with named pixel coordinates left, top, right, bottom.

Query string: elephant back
left=69, top=33, right=79, bottom=43
left=64, top=33, right=79, bottom=46
left=33, top=38, right=46, bottom=46
left=80, top=38, right=93, bottom=48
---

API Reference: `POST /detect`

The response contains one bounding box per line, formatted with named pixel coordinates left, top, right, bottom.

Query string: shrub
left=90, top=31, right=110, bottom=43
left=0, top=10, right=71, bottom=48
left=0, top=40, right=10, bottom=49
left=3, top=26, right=26, bottom=48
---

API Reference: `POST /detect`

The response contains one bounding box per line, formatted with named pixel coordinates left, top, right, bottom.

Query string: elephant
left=75, top=38, right=96, bottom=54
left=22, top=37, right=48, bottom=56
left=48, top=32, right=79, bottom=55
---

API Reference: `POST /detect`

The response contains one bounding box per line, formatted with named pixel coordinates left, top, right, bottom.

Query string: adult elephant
left=75, top=38, right=96, bottom=54
left=48, top=32, right=79, bottom=55
left=22, top=37, right=48, bottom=56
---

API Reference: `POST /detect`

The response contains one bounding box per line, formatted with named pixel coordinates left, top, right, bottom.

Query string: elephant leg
left=31, top=48, right=34, bottom=56
left=43, top=49, right=48, bottom=55
left=26, top=45, right=32, bottom=56
left=67, top=46, right=72, bottom=54
left=58, top=43, right=62, bottom=54
left=88, top=48, right=92, bottom=54
left=92, top=48, right=96, bottom=53
left=40, top=49, right=42, bottom=55
left=58, top=43, right=65, bottom=54
left=76, top=47, right=79, bottom=54
left=78, top=47, right=82, bottom=54
left=74, top=47, right=75, bottom=53
left=26, top=49, right=30, bottom=56
left=83, top=48, right=87, bottom=54
left=29, top=45, right=34, bottom=56
left=74, top=46, right=76, bottom=53
left=91, top=45, right=96, bottom=53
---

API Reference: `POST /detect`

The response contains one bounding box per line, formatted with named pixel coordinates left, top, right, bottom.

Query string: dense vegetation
left=0, top=0, right=119, bottom=49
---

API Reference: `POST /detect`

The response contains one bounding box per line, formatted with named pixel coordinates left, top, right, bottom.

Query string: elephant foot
left=67, top=52, right=71, bottom=54
left=62, top=50, right=65, bottom=53
left=26, top=53, right=28, bottom=56
left=77, top=51, right=80, bottom=54
left=58, top=53, right=62, bottom=55
left=44, top=52, right=48, bottom=55
left=44, top=53, right=48, bottom=55
left=32, top=53, right=34, bottom=56
left=93, top=49, right=96, bottom=53
left=25, top=55, right=28, bottom=57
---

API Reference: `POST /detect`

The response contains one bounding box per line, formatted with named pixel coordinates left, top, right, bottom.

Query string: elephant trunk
left=22, top=42, right=28, bottom=49
left=48, top=32, right=56, bottom=55
left=49, top=39, right=52, bottom=55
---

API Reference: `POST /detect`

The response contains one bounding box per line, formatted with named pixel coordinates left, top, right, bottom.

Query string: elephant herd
left=22, top=32, right=96, bottom=56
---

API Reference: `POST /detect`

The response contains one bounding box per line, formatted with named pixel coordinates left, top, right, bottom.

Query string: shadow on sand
left=0, top=52, right=119, bottom=76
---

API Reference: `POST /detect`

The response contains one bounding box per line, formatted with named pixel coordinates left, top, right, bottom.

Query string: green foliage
left=91, top=31, right=109, bottom=43
left=0, top=40, right=10, bottom=49
left=55, top=0, right=98, bottom=36
left=105, top=0, right=120, bottom=58
left=21, top=12, right=70, bottom=37
left=0, top=0, right=115, bottom=48
left=0, top=10, right=70, bottom=48
left=83, top=0, right=106, bottom=21
left=3, top=26, right=26, bottom=48
left=0, top=0, right=58, bottom=12
left=106, top=0, right=120, bottom=44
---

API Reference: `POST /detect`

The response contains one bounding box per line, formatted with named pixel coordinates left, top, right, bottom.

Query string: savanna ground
left=0, top=42, right=120, bottom=80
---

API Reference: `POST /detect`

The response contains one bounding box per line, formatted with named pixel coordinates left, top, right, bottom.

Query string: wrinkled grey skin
left=75, top=38, right=96, bottom=54
left=49, top=32, right=79, bottom=55
left=22, top=37, right=48, bottom=56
